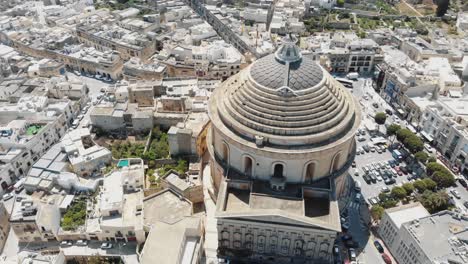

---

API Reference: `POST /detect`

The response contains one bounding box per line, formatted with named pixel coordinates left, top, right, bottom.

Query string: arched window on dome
left=273, top=163, right=284, bottom=178
left=330, top=152, right=342, bottom=174
left=243, top=156, right=253, bottom=177
left=304, top=162, right=316, bottom=182
left=221, top=142, right=229, bottom=165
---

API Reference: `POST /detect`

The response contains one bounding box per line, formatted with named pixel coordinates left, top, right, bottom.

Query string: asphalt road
left=336, top=77, right=401, bottom=264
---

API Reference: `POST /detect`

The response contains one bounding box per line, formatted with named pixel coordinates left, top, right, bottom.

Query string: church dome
left=209, top=36, right=360, bottom=147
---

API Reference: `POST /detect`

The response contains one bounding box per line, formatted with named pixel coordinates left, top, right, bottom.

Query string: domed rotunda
left=208, top=35, right=361, bottom=263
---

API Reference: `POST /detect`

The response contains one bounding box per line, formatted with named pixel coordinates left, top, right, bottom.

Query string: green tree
left=391, top=186, right=407, bottom=200
left=337, top=0, right=345, bottom=7
left=402, top=183, right=415, bottom=195
left=422, top=178, right=437, bottom=191
left=413, top=180, right=427, bottom=193
left=387, top=124, right=401, bottom=137
left=403, top=135, right=424, bottom=153
left=396, top=128, right=413, bottom=142
left=371, top=205, right=385, bottom=221
left=414, top=151, right=429, bottom=163
left=426, top=162, right=447, bottom=176
left=378, top=192, right=398, bottom=208
left=432, top=171, right=455, bottom=188
left=428, top=157, right=437, bottom=163
left=381, top=198, right=398, bottom=208
left=374, top=112, right=387, bottom=132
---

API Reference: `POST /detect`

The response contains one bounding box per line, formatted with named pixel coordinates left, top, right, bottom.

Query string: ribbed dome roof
left=209, top=37, right=359, bottom=147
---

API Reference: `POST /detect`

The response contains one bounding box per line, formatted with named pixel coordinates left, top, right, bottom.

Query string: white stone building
left=379, top=204, right=468, bottom=264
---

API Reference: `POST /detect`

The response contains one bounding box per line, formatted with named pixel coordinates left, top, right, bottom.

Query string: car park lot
left=352, top=140, right=406, bottom=200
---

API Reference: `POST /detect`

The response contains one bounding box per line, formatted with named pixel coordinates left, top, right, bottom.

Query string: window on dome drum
left=305, top=162, right=315, bottom=181
left=331, top=153, right=342, bottom=173
left=274, top=164, right=284, bottom=178
left=244, top=156, right=253, bottom=176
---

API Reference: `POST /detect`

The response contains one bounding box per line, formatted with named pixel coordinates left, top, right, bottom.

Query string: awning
left=397, top=108, right=405, bottom=115
left=420, top=131, right=434, bottom=142
left=407, top=125, right=417, bottom=133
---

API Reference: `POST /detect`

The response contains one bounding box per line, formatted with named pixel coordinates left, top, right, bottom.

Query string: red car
left=382, top=253, right=392, bottom=264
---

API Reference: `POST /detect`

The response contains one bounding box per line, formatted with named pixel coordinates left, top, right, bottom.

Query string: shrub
left=414, top=151, right=429, bottom=163
left=413, top=180, right=427, bottom=193
left=422, top=178, right=437, bottom=191
left=402, top=183, right=415, bottom=195
left=387, top=124, right=401, bottom=136
left=391, top=186, right=407, bottom=200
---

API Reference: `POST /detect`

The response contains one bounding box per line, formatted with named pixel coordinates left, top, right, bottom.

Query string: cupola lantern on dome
left=275, top=33, right=302, bottom=63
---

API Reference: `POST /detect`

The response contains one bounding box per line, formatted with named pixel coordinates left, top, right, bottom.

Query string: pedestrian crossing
left=348, top=201, right=361, bottom=210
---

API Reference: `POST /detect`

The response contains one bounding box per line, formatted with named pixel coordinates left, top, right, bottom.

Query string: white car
left=101, top=242, right=113, bottom=249
left=424, top=144, right=434, bottom=153
left=60, top=240, right=73, bottom=247
left=2, top=193, right=13, bottom=201
left=76, top=240, right=88, bottom=246
left=450, top=189, right=461, bottom=199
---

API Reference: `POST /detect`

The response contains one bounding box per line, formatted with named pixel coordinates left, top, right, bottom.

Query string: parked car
left=354, top=180, right=361, bottom=192
left=385, top=109, right=393, bottom=115
left=400, top=167, right=409, bottom=175
left=424, top=144, right=434, bottom=153
left=458, top=179, right=467, bottom=188
left=369, top=174, right=377, bottom=183
left=349, top=248, right=357, bottom=261
left=15, top=185, right=24, bottom=194
left=352, top=161, right=356, bottom=168
left=374, top=240, right=384, bottom=253
left=363, top=175, right=372, bottom=184
left=76, top=240, right=88, bottom=246
left=382, top=253, right=392, bottom=264
left=100, top=242, right=113, bottom=249
left=450, top=189, right=461, bottom=199
left=363, top=145, right=370, bottom=152
left=2, top=193, right=13, bottom=201
left=60, top=240, right=73, bottom=247
left=381, top=186, right=390, bottom=193
left=358, top=136, right=366, bottom=142
left=372, top=102, right=379, bottom=108
left=463, top=201, right=468, bottom=209
left=363, top=166, right=369, bottom=173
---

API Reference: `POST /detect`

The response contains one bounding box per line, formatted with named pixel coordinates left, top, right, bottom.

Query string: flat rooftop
left=386, top=202, right=430, bottom=229
left=218, top=180, right=339, bottom=231
left=144, top=189, right=192, bottom=225
left=403, top=211, right=468, bottom=263
left=140, top=216, right=201, bottom=264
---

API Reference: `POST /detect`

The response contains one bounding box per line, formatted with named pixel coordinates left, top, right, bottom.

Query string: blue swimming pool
left=117, top=159, right=129, bottom=167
